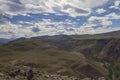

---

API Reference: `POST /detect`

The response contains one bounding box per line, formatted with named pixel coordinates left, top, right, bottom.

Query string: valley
left=0, top=30, right=120, bottom=80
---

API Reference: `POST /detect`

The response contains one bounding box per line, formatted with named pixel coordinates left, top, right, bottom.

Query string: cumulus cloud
left=0, top=0, right=25, bottom=18
left=80, top=20, right=112, bottom=31
left=0, top=19, right=78, bottom=38
left=81, top=13, right=115, bottom=34
left=105, top=13, right=120, bottom=19
left=20, top=0, right=110, bottom=17
left=88, top=13, right=120, bottom=21
left=0, top=16, right=119, bottom=39
left=88, top=17, right=112, bottom=27
left=96, top=8, right=106, bottom=14
left=0, top=0, right=110, bottom=17
left=77, top=26, right=120, bottom=34
left=109, top=0, right=120, bottom=10
left=75, top=11, right=120, bottom=34
left=0, top=0, right=120, bottom=39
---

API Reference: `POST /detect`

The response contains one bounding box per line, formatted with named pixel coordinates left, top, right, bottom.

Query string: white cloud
left=75, top=23, right=120, bottom=35
left=105, top=13, right=120, bottom=19
left=80, top=19, right=112, bottom=31
left=109, top=0, right=120, bottom=10
left=88, top=16, right=113, bottom=28
left=0, top=21, right=32, bottom=38
left=0, top=17, right=119, bottom=39
left=0, top=0, right=25, bottom=18
left=0, top=0, right=110, bottom=17
left=88, top=12, right=120, bottom=22
left=0, top=0, right=120, bottom=39
left=82, top=13, right=115, bottom=34
left=18, top=21, right=33, bottom=25
left=0, top=19, right=78, bottom=38
left=96, top=8, right=106, bottom=14
left=79, top=11, right=120, bottom=34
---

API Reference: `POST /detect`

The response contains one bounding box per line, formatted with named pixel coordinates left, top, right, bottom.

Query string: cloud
left=65, top=28, right=75, bottom=31
left=0, top=0, right=110, bottom=17
left=0, top=0, right=120, bottom=39
left=77, top=26, right=120, bottom=34
left=105, top=13, right=120, bottom=19
left=74, top=12, right=120, bottom=34
left=88, top=13, right=120, bottom=21
left=109, top=0, right=120, bottom=10
left=18, top=21, right=33, bottom=25
left=0, top=16, right=119, bottom=39
left=0, top=0, right=25, bottom=18
left=0, top=19, right=78, bottom=38
left=96, top=8, right=106, bottom=14
left=79, top=11, right=120, bottom=34
left=0, top=21, right=33, bottom=38
left=20, top=0, right=110, bottom=17
left=88, top=17, right=112, bottom=27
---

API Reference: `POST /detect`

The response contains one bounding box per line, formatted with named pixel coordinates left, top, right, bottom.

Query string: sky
left=0, top=0, right=120, bottom=39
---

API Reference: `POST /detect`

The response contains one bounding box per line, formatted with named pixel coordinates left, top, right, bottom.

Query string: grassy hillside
left=0, top=40, right=109, bottom=78
left=71, top=30, right=120, bottom=40
left=0, top=30, right=120, bottom=79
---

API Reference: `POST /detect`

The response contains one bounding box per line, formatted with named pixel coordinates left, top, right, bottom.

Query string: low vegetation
left=0, top=31, right=120, bottom=80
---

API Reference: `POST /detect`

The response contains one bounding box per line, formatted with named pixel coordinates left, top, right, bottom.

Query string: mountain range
left=0, top=30, right=120, bottom=79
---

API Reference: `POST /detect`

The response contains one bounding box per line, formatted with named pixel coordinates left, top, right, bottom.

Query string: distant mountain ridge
left=1, top=30, right=120, bottom=45
left=0, top=38, right=11, bottom=44
left=0, top=30, right=120, bottom=78
left=10, top=30, right=120, bottom=42
left=30, top=30, right=120, bottom=40
left=5, top=30, right=120, bottom=62
left=30, top=35, right=72, bottom=41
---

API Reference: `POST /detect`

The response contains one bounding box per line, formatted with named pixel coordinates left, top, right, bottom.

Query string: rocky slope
left=0, top=65, right=106, bottom=80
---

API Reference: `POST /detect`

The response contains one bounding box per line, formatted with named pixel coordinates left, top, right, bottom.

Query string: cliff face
left=73, top=39, right=120, bottom=62
left=99, top=39, right=120, bottom=61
